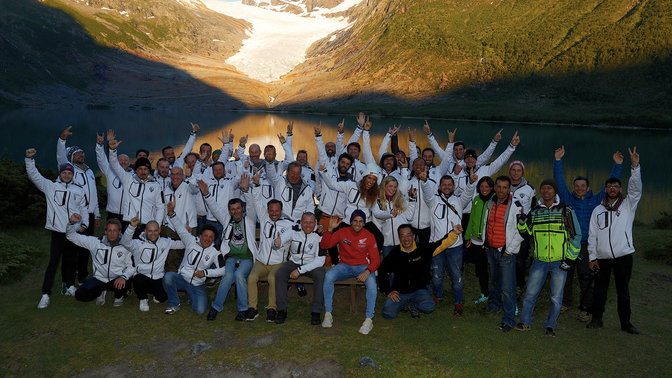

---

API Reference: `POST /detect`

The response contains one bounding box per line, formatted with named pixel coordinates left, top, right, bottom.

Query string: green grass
left=1, top=225, right=671, bottom=376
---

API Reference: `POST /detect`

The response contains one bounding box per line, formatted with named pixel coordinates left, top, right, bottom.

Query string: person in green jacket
left=514, top=178, right=581, bottom=337
left=464, top=176, right=495, bottom=304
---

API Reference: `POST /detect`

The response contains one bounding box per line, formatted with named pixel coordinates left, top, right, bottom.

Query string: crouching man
left=273, top=212, right=326, bottom=325
left=121, top=214, right=185, bottom=311
left=65, top=214, right=132, bottom=306
left=163, top=198, right=226, bottom=315
left=379, top=223, right=464, bottom=319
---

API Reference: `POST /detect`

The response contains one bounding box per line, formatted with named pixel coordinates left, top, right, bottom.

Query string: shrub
left=0, top=159, right=55, bottom=227
left=654, top=211, right=672, bottom=230
left=0, top=232, right=41, bottom=284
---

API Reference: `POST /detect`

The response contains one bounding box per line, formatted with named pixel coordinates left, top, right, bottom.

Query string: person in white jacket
left=107, top=137, right=165, bottom=238
left=95, top=131, right=132, bottom=228
left=240, top=172, right=295, bottom=322
left=26, top=148, right=88, bottom=309
left=161, top=167, right=199, bottom=272
left=161, top=122, right=199, bottom=169
left=162, top=198, right=226, bottom=315
left=371, top=176, right=417, bottom=258
left=421, top=169, right=477, bottom=316
left=266, top=160, right=315, bottom=222
left=482, top=176, right=525, bottom=333
left=57, top=126, right=100, bottom=285
left=122, top=215, right=185, bottom=311
left=66, top=214, right=132, bottom=307
left=273, top=212, right=326, bottom=325
left=586, top=147, right=641, bottom=334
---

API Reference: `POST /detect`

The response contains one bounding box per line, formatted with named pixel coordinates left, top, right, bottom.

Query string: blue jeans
left=324, top=263, right=377, bottom=318
left=162, top=272, right=208, bottom=314
left=212, top=258, right=253, bottom=312
left=431, top=246, right=463, bottom=303
left=487, top=248, right=517, bottom=327
left=381, top=289, right=435, bottom=319
left=519, top=259, right=567, bottom=330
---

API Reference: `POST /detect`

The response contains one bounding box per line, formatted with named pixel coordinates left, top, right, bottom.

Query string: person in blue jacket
left=553, top=146, right=622, bottom=321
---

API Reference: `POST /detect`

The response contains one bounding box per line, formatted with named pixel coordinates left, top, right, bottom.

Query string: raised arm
left=553, top=146, right=572, bottom=203
left=479, top=131, right=519, bottom=176
left=361, top=127, right=376, bottom=166
left=596, top=151, right=625, bottom=199
left=458, top=173, right=478, bottom=209
left=25, top=149, right=50, bottom=193
left=335, top=119, right=346, bottom=157
left=476, top=129, right=502, bottom=166
left=108, top=140, right=132, bottom=187
left=423, top=121, right=448, bottom=162
left=378, top=132, right=392, bottom=162
left=625, top=147, right=642, bottom=208
left=199, top=180, right=232, bottom=225
left=174, top=123, right=199, bottom=168
left=56, top=126, right=72, bottom=165
left=264, top=160, right=282, bottom=188
left=65, top=214, right=98, bottom=250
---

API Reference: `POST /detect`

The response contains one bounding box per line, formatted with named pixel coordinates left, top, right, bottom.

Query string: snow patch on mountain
left=201, top=0, right=361, bottom=83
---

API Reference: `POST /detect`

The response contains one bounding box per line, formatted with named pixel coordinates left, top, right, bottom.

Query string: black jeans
left=75, top=277, right=126, bottom=302
left=562, top=244, right=595, bottom=311
left=133, top=274, right=168, bottom=302
left=75, top=213, right=96, bottom=282
left=591, top=253, right=633, bottom=326
left=42, top=231, right=77, bottom=295
left=465, top=243, right=489, bottom=296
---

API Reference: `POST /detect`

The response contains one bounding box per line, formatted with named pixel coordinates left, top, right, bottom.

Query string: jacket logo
left=117, top=251, right=123, bottom=258
left=343, top=238, right=351, bottom=245
left=149, top=187, right=154, bottom=192
left=358, top=238, right=368, bottom=244
left=205, top=255, right=210, bottom=261
left=308, top=243, right=313, bottom=250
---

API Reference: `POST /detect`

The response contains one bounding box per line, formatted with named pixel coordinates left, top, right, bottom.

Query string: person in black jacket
left=378, top=223, right=462, bottom=319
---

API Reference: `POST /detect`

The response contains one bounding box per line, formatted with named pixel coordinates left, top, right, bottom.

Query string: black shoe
left=586, top=319, right=603, bottom=329
left=545, top=327, right=556, bottom=338
left=275, top=310, right=287, bottom=324
left=297, top=285, right=308, bottom=297
left=235, top=311, right=246, bottom=321
left=206, top=307, right=218, bottom=321
left=311, top=312, right=321, bottom=325
left=499, top=322, right=513, bottom=333
left=245, top=308, right=259, bottom=321
left=621, top=323, right=640, bottom=334
left=266, top=308, right=277, bottom=323
left=409, top=305, right=421, bottom=319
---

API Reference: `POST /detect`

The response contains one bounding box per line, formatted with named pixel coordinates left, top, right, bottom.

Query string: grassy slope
left=1, top=225, right=670, bottom=376
left=284, top=0, right=672, bottom=126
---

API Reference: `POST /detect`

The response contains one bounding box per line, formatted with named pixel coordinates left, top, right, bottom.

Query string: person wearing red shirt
left=320, top=210, right=380, bottom=335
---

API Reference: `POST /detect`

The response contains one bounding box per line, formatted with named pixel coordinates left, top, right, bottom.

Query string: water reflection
left=4, top=108, right=670, bottom=222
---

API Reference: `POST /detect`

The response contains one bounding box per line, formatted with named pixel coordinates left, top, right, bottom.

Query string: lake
left=3, top=107, right=670, bottom=223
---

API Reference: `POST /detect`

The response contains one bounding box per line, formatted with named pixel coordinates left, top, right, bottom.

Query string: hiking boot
left=37, top=294, right=50, bottom=309
left=165, top=305, right=181, bottom=315
left=586, top=319, right=603, bottom=329
left=206, top=307, right=218, bottom=320
left=514, top=322, right=531, bottom=331
left=266, top=308, right=277, bottom=323
left=545, top=327, right=556, bottom=338
left=577, top=311, right=591, bottom=322
left=275, top=310, right=287, bottom=324
left=322, top=312, right=333, bottom=328
left=139, top=299, right=149, bottom=312
left=409, top=305, right=421, bottom=319
left=621, top=323, right=640, bottom=335
left=96, top=291, right=107, bottom=306
left=245, top=308, right=259, bottom=321
left=358, top=318, right=373, bottom=335
left=113, top=297, right=124, bottom=307
left=499, top=323, right=513, bottom=333
left=454, top=303, right=464, bottom=317
left=65, top=285, right=77, bottom=297
left=297, top=285, right=308, bottom=297
left=235, top=311, right=246, bottom=321
left=473, top=294, right=488, bottom=304
left=311, top=312, right=321, bottom=325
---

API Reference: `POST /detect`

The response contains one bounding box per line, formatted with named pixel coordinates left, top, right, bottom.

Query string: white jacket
left=511, top=178, right=536, bottom=214
left=121, top=225, right=185, bottom=279
left=26, top=157, right=88, bottom=233
left=422, top=179, right=474, bottom=244
left=403, top=175, right=437, bottom=230
left=245, top=186, right=294, bottom=265
left=171, top=131, right=197, bottom=169
left=161, top=181, right=198, bottom=231
left=66, top=224, right=133, bottom=282
left=318, top=168, right=373, bottom=224
left=457, top=144, right=517, bottom=213
left=57, top=138, right=99, bottom=218
left=265, top=160, right=315, bottom=222
left=203, top=193, right=259, bottom=259
left=279, top=229, right=325, bottom=274
left=371, top=197, right=416, bottom=247
left=588, top=166, right=642, bottom=261
left=96, top=143, right=132, bottom=215
left=168, top=212, right=226, bottom=286
left=315, top=134, right=348, bottom=218
left=109, top=149, right=165, bottom=224
left=482, top=194, right=524, bottom=254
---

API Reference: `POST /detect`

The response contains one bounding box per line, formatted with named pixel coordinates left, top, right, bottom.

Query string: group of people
left=26, top=113, right=642, bottom=336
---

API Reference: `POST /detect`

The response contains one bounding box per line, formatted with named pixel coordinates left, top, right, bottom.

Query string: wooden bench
left=258, top=275, right=365, bottom=313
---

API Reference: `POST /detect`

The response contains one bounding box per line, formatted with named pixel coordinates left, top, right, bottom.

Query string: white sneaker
left=37, top=294, right=50, bottom=309
left=96, top=291, right=107, bottom=305
left=139, top=299, right=149, bottom=312
left=64, top=285, right=77, bottom=296
left=358, top=318, right=373, bottom=335
left=165, top=305, right=180, bottom=314
left=113, top=297, right=124, bottom=307
left=152, top=296, right=160, bottom=304
left=322, top=312, right=333, bottom=328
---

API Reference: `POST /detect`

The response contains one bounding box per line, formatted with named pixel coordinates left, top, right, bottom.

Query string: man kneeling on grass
left=320, top=210, right=380, bottom=335
left=163, top=198, right=226, bottom=315
left=65, top=214, right=132, bottom=306
left=273, top=212, right=326, bottom=325
left=378, top=223, right=464, bottom=319
left=121, top=214, right=185, bottom=311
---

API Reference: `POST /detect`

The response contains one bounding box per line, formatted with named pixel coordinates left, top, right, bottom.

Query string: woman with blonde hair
left=372, top=176, right=417, bottom=258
